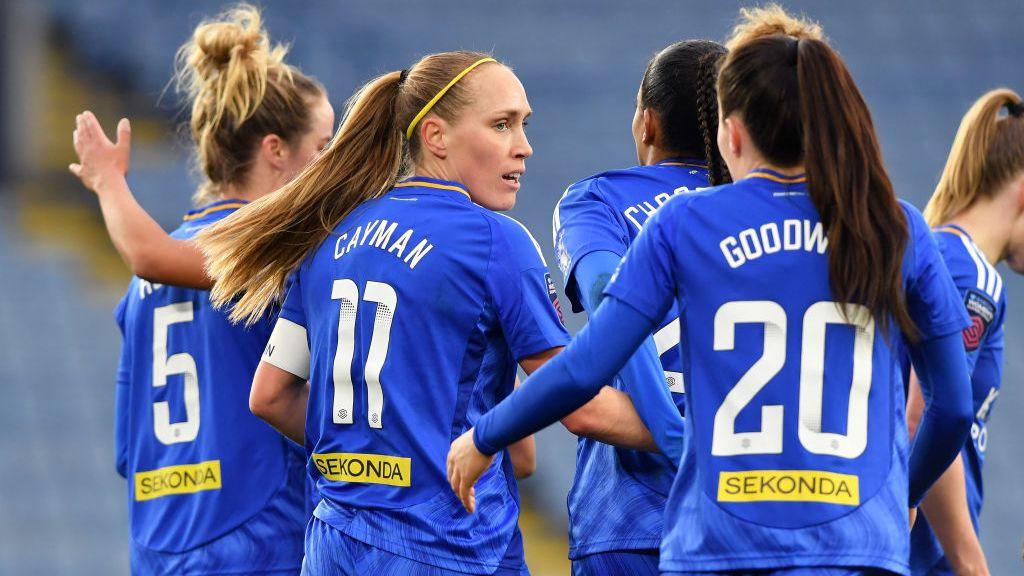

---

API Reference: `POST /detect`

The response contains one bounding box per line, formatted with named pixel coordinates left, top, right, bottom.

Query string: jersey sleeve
left=602, top=197, right=680, bottom=324
left=902, top=203, right=971, bottom=339
left=262, top=269, right=311, bottom=379
left=553, top=179, right=630, bottom=313
left=114, top=341, right=130, bottom=478
left=488, top=216, right=571, bottom=361
left=936, top=230, right=1006, bottom=374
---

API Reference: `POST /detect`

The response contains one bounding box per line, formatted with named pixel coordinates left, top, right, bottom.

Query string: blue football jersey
left=114, top=200, right=305, bottom=556
left=552, top=159, right=706, bottom=557
left=910, top=225, right=1006, bottom=575
left=603, top=169, right=969, bottom=574
left=265, top=177, right=569, bottom=574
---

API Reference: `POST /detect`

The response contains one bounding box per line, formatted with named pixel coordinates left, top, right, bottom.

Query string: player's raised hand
left=69, top=111, right=132, bottom=194
left=447, top=428, right=493, bottom=514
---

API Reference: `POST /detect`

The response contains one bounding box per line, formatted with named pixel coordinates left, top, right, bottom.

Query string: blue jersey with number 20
left=267, top=177, right=569, bottom=574
left=603, top=170, right=969, bottom=574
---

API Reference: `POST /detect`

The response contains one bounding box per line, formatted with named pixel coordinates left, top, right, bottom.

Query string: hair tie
left=406, top=57, right=497, bottom=140
left=788, top=38, right=800, bottom=66
left=398, top=69, right=409, bottom=85
left=1008, top=100, right=1024, bottom=118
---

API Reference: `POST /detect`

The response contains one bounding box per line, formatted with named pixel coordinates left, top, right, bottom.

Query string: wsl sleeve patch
left=545, top=272, right=564, bottom=322
left=962, top=290, right=996, bottom=351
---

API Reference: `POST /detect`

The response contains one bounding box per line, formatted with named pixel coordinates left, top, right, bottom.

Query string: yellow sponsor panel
left=134, top=460, right=222, bottom=502
left=312, top=452, right=411, bottom=487
left=717, top=469, right=859, bottom=506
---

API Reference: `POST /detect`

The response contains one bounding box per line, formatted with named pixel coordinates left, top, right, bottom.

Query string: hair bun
left=726, top=4, right=824, bottom=51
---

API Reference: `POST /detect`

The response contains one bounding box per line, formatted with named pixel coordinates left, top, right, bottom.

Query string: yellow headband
left=405, top=57, right=497, bottom=141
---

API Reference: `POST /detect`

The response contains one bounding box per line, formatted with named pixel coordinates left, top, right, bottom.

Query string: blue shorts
left=301, top=516, right=529, bottom=576
left=572, top=549, right=659, bottom=576
left=130, top=484, right=304, bottom=575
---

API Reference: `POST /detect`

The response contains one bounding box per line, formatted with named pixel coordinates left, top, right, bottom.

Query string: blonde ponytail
left=198, top=50, right=499, bottom=325
left=174, top=3, right=323, bottom=204
left=925, top=89, right=1024, bottom=226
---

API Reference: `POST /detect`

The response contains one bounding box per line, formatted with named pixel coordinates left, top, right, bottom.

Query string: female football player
left=198, top=51, right=568, bottom=575
left=551, top=39, right=727, bottom=575
left=71, top=5, right=333, bottom=574
left=906, top=89, right=1024, bottom=576
left=448, top=6, right=976, bottom=575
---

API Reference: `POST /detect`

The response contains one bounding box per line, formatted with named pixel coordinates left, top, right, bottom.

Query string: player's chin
left=480, top=186, right=518, bottom=211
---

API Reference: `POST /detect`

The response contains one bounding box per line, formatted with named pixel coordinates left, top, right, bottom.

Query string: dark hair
left=718, top=33, right=917, bottom=339
left=640, top=40, right=730, bottom=185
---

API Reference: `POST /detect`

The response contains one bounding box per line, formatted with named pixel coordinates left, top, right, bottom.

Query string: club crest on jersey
left=545, top=273, right=564, bottom=322
left=962, top=290, right=995, bottom=351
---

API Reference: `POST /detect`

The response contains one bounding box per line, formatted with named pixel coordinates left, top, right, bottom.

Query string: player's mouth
left=501, top=171, right=523, bottom=189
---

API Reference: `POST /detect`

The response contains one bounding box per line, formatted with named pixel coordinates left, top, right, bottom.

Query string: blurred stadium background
left=1, top=0, right=1022, bottom=574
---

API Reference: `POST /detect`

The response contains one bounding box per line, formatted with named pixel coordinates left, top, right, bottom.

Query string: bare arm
left=70, top=111, right=211, bottom=288
left=250, top=361, right=309, bottom=445
left=908, top=370, right=989, bottom=576
left=560, top=386, right=657, bottom=451
left=507, top=376, right=536, bottom=479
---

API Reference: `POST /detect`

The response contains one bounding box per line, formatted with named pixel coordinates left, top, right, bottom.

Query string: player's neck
left=639, top=148, right=685, bottom=167
left=949, top=195, right=1013, bottom=265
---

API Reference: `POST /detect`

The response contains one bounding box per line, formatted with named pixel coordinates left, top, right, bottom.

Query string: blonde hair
left=925, top=89, right=1024, bottom=226
left=199, top=50, right=501, bottom=324
left=174, top=3, right=323, bottom=204
left=725, top=4, right=823, bottom=50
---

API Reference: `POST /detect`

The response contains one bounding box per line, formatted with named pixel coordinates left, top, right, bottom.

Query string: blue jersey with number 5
left=268, top=177, right=569, bottom=574
left=114, top=200, right=305, bottom=558
left=553, top=159, right=706, bottom=557
left=603, top=170, right=969, bottom=574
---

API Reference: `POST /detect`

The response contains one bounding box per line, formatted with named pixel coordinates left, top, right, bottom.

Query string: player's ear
left=723, top=116, right=742, bottom=158
left=420, top=117, right=449, bottom=160
left=260, top=133, right=289, bottom=170
left=641, top=108, right=657, bottom=146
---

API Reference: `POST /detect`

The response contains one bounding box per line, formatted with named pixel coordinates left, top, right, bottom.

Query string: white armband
left=262, top=318, right=311, bottom=379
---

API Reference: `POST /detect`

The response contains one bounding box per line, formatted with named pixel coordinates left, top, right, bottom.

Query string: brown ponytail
left=199, top=51, right=500, bottom=324
left=719, top=6, right=916, bottom=339
left=925, top=89, right=1024, bottom=226
left=175, top=3, right=323, bottom=204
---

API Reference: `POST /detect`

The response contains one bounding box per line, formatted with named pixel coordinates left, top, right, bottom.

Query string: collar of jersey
left=183, top=198, right=250, bottom=221
left=746, top=168, right=807, bottom=186
left=392, top=176, right=472, bottom=201
left=935, top=223, right=974, bottom=242
left=656, top=157, right=708, bottom=170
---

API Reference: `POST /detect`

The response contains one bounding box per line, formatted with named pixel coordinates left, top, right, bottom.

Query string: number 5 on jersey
left=332, top=279, right=397, bottom=429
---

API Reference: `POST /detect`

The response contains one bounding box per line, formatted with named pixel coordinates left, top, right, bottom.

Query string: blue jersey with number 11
left=604, top=170, right=969, bottom=574
left=267, top=177, right=568, bottom=574
left=553, top=159, right=706, bottom=557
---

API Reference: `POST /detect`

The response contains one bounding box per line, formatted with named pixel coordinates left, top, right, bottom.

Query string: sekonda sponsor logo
left=312, top=452, right=411, bottom=487
left=134, top=460, right=222, bottom=501
left=717, top=469, right=859, bottom=506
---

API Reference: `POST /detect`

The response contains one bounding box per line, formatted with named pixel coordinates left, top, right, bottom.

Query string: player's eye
left=495, top=121, right=509, bottom=132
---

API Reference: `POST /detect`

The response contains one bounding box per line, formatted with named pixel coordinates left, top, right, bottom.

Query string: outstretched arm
left=906, top=332, right=973, bottom=507
left=70, top=111, right=210, bottom=288
left=560, top=251, right=684, bottom=458
left=448, top=295, right=658, bottom=511
left=907, top=371, right=989, bottom=576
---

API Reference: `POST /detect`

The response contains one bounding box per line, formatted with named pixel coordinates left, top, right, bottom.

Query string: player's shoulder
left=932, top=225, right=1005, bottom=304
left=480, top=210, right=548, bottom=269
